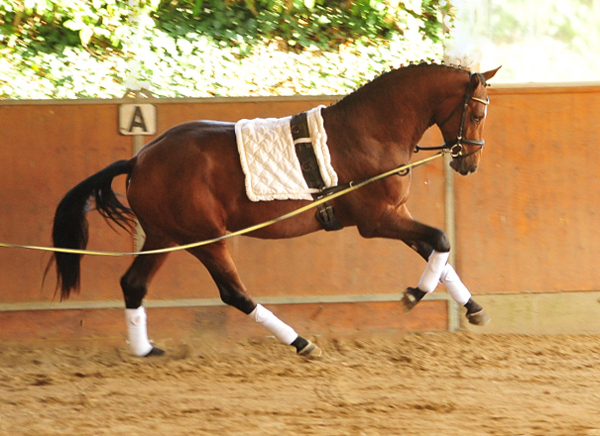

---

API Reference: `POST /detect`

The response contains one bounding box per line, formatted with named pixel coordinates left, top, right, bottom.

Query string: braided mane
left=364, top=61, right=470, bottom=89
left=334, top=61, right=473, bottom=107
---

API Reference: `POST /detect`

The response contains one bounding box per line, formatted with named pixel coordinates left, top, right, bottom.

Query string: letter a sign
left=119, top=104, right=157, bottom=135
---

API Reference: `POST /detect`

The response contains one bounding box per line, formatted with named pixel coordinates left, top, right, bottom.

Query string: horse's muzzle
left=449, top=157, right=478, bottom=175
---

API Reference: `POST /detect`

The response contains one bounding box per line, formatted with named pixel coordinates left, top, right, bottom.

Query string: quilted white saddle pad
left=235, top=105, right=338, bottom=202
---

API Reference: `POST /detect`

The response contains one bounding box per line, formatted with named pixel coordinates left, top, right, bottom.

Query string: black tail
left=48, top=159, right=136, bottom=300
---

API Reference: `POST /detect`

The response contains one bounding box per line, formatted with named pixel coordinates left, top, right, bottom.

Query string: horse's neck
left=323, top=75, right=439, bottom=162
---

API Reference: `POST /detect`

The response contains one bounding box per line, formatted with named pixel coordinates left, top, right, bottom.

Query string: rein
left=0, top=152, right=446, bottom=257
left=415, top=72, right=489, bottom=158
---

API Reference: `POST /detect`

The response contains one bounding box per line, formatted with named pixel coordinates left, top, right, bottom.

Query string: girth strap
left=290, top=112, right=343, bottom=231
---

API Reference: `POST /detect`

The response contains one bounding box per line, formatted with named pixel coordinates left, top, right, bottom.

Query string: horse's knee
left=120, top=276, right=147, bottom=309
left=425, top=228, right=450, bottom=253
left=413, top=231, right=449, bottom=260
left=412, top=242, right=434, bottom=260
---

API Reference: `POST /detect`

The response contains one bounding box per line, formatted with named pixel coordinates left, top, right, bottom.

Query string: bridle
left=415, top=72, right=489, bottom=158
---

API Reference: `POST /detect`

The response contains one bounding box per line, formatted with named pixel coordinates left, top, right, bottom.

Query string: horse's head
left=438, top=67, right=501, bottom=175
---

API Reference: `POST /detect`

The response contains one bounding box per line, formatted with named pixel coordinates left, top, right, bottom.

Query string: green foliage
left=154, top=0, right=450, bottom=50
left=0, top=0, right=453, bottom=99
left=0, top=0, right=156, bottom=53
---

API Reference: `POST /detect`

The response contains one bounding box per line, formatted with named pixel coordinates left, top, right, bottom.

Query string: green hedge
left=0, top=0, right=454, bottom=99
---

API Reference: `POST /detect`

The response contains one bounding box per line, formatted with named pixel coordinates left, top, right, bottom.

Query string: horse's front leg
left=404, top=251, right=490, bottom=326
left=358, top=204, right=490, bottom=326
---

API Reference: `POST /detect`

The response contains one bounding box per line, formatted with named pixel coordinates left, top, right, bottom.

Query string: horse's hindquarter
left=128, top=120, right=323, bottom=243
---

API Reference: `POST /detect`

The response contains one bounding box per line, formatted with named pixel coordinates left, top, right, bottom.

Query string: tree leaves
left=0, top=0, right=452, bottom=99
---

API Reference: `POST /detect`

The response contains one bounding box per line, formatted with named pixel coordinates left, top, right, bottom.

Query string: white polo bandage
left=439, top=264, right=472, bottom=305
left=125, top=306, right=153, bottom=357
left=417, top=250, right=450, bottom=293
left=250, top=304, right=298, bottom=345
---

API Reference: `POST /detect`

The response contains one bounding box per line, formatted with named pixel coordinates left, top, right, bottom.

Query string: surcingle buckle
left=315, top=201, right=343, bottom=231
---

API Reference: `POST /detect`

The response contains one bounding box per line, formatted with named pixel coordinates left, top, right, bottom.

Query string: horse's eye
left=471, top=114, right=483, bottom=124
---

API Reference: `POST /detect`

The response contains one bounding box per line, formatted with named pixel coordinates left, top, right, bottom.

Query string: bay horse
left=49, top=63, right=500, bottom=357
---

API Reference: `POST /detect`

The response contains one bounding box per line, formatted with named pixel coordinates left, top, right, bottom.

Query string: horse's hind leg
left=187, top=242, right=321, bottom=357
left=120, top=232, right=172, bottom=356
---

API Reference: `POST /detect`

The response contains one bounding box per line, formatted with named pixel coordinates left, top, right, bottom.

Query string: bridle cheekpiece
left=415, top=72, right=489, bottom=158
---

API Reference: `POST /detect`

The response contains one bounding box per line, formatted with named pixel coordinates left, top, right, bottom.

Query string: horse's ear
left=481, top=66, right=502, bottom=82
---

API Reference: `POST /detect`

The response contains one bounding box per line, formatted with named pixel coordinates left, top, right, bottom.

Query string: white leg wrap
left=439, top=264, right=472, bottom=306
left=249, top=304, right=298, bottom=345
left=125, top=307, right=153, bottom=357
left=417, top=250, right=450, bottom=293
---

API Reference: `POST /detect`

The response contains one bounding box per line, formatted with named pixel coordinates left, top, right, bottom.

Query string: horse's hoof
left=466, top=309, right=491, bottom=326
left=400, top=287, right=424, bottom=312
left=297, top=341, right=322, bottom=358
left=144, top=346, right=165, bottom=357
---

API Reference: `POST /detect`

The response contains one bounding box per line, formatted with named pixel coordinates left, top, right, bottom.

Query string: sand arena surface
left=1, top=332, right=600, bottom=436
